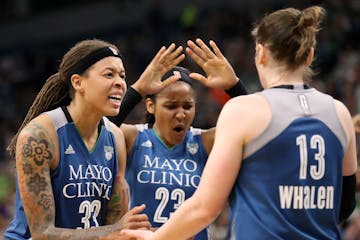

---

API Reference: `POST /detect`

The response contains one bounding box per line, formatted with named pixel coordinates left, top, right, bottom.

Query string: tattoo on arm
left=105, top=175, right=129, bottom=224
left=22, top=135, right=53, bottom=166
left=17, top=122, right=122, bottom=239
left=16, top=123, right=56, bottom=235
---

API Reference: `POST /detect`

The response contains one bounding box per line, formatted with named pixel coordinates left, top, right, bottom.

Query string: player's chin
left=105, top=107, right=120, bottom=117
left=171, top=131, right=186, bottom=144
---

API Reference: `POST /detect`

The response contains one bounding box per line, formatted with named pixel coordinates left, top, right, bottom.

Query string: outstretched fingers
left=195, top=38, right=216, bottom=59
left=189, top=72, right=207, bottom=85
left=186, top=38, right=218, bottom=67
left=165, top=45, right=185, bottom=63
left=132, top=44, right=185, bottom=97
left=165, top=48, right=185, bottom=73
left=185, top=38, right=239, bottom=90
left=156, top=44, right=185, bottom=88
left=209, top=40, right=225, bottom=59
left=157, top=43, right=176, bottom=64
left=186, top=40, right=205, bottom=67
left=157, top=44, right=185, bottom=74
left=150, top=46, right=167, bottom=65
left=158, top=44, right=183, bottom=63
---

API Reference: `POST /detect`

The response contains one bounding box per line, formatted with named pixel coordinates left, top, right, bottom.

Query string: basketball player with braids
left=121, top=6, right=357, bottom=240
left=108, top=38, right=247, bottom=240
left=4, top=39, right=184, bottom=239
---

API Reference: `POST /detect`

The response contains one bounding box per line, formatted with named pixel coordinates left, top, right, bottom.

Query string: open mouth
left=173, top=125, right=185, bottom=132
left=109, top=95, right=121, bottom=101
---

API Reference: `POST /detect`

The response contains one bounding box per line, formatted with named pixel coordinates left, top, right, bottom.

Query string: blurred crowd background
left=0, top=0, right=359, bottom=238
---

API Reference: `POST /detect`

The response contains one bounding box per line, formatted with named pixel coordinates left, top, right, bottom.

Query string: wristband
left=339, top=174, right=356, bottom=223
left=110, top=86, right=142, bottom=126
left=225, top=79, right=247, bottom=98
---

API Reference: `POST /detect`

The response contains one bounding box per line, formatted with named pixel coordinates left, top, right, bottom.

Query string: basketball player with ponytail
left=121, top=6, right=357, bottom=240
left=4, top=39, right=184, bottom=239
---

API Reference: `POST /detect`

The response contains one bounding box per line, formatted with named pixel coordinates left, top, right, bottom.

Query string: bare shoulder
left=19, top=114, right=56, bottom=139
left=17, top=114, right=57, bottom=157
left=120, top=123, right=138, bottom=140
left=200, top=94, right=269, bottom=151
left=219, top=94, right=271, bottom=144
left=200, top=127, right=215, bottom=155
left=334, top=99, right=352, bottom=119
left=334, top=99, right=354, bottom=139
left=120, top=123, right=140, bottom=155
left=107, top=120, right=125, bottom=144
left=222, top=94, right=270, bottom=122
left=16, top=113, right=58, bottom=171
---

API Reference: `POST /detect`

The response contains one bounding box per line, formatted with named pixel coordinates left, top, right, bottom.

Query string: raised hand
left=132, top=43, right=185, bottom=97
left=186, top=38, right=239, bottom=90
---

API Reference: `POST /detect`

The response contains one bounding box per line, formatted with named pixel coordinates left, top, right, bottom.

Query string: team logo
left=187, top=143, right=198, bottom=155
left=173, top=70, right=181, bottom=78
left=65, top=144, right=75, bottom=154
left=109, top=46, right=118, bottom=55
left=141, top=140, right=152, bottom=147
left=104, top=146, right=114, bottom=160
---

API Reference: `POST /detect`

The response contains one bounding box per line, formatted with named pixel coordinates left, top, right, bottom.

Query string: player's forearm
left=31, top=224, right=121, bottom=240
left=105, top=185, right=129, bottom=224
left=154, top=196, right=216, bottom=240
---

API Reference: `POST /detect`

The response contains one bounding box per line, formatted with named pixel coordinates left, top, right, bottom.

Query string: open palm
left=186, top=38, right=239, bottom=90
left=132, top=43, right=185, bottom=96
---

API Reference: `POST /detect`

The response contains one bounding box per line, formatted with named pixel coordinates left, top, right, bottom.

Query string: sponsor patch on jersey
left=141, top=140, right=152, bottom=147
left=104, top=146, right=114, bottom=160
left=187, top=142, right=198, bottom=155
left=65, top=144, right=75, bottom=154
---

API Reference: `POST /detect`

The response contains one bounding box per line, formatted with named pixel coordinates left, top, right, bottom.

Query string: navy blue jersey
left=126, top=124, right=210, bottom=240
left=5, top=107, right=119, bottom=239
left=228, top=86, right=347, bottom=239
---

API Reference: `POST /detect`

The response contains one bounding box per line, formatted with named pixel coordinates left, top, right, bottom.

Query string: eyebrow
left=102, top=66, right=125, bottom=73
left=164, top=99, right=195, bottom=103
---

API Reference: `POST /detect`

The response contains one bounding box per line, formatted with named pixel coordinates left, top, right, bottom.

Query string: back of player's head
left=251, top=6, right=325, bottom=70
